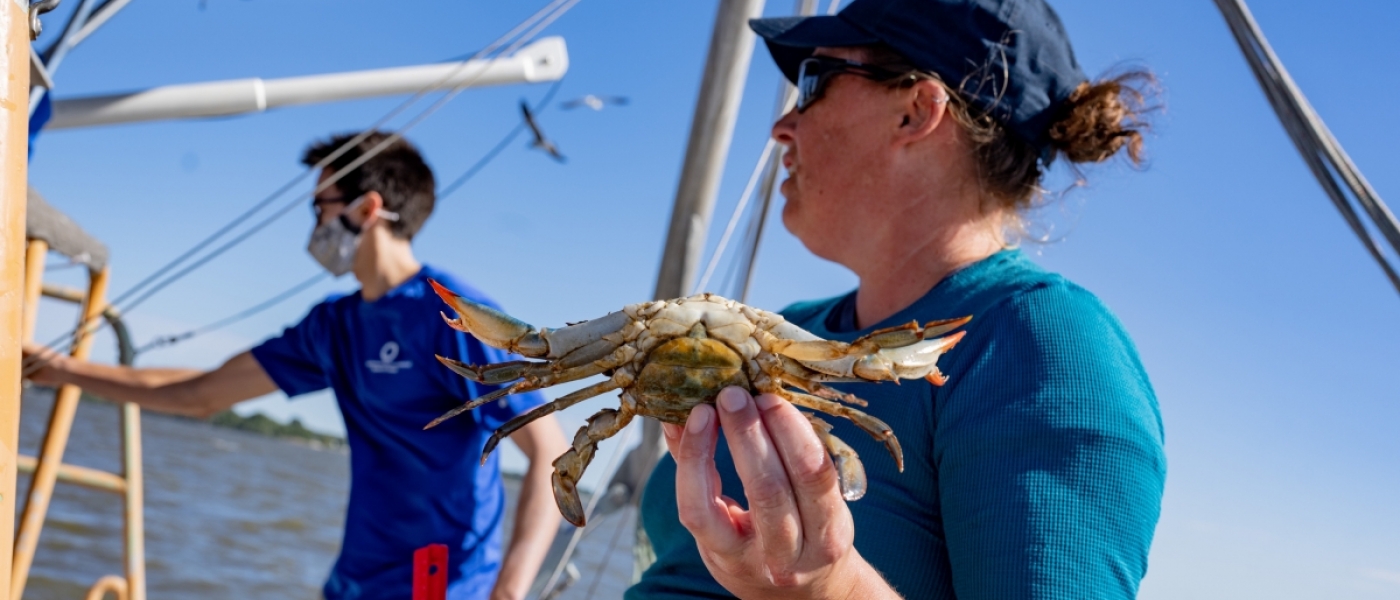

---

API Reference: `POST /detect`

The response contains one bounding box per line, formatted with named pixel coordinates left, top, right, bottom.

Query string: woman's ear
left=896, top=79, right=950, bottom=144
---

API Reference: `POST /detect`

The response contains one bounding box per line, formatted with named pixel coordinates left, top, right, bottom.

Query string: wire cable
left=1215, top=0, right=1400, bottom=294
left=133, top=78, right=566, bottom=358
left=693, top=139, right=776, bottom=294
left=438, top=78, right=566, bottom=201
left=133, top=272, right=329, bottom=356
left=106, top=0, right=573, bottom=317
left=24, top=0, right=585, bottom=377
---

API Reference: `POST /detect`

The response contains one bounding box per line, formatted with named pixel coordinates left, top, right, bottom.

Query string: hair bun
left=1047, top=72, right=1156, bottom=165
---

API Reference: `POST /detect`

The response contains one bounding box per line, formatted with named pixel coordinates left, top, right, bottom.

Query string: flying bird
left=560, top=95, right=630, bottom=111
left=520, top=101, right=565, bottom=163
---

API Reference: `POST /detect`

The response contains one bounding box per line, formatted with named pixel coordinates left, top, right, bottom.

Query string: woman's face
left=770, top=46, right=904, bottom=264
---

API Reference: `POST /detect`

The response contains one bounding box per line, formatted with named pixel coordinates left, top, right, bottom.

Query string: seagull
left=561, top=95, right=630, bottom=111
left=520, top=101, right=565, bottom=163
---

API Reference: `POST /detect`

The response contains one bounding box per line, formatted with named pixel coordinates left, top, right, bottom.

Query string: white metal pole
left=46, top=37, right=568, bottom=130
left=609, top=0, right=767, bottom=575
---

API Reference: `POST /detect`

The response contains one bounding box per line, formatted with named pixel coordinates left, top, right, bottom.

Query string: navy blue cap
left=750, top=0, right=1087, bottom=154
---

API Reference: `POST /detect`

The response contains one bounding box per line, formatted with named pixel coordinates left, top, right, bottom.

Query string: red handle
left=413, top=543, right=449, bottom=600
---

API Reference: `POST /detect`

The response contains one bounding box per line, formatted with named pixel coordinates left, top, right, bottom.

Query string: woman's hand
left=662, top=386, right=902, bottom=600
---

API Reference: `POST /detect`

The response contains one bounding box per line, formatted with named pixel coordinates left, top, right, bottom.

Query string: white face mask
left=306, top=196, right=399, bottom=276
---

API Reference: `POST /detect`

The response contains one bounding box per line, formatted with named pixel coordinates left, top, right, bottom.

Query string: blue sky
left=25, top=0, right=1400, bottom=598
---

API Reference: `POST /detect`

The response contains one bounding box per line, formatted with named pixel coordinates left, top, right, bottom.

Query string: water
left=15, top=388, right=634, bottom=599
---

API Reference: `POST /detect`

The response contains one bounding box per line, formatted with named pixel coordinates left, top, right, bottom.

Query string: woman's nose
left=771, top=108, right=798, bottom=146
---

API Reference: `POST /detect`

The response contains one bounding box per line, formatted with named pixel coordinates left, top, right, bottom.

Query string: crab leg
left=552, top=406, right=635, bottom=527
left=425, top=350, right=629, bottom=429
left=783, top=377, right=868, bottom=407
left=804, top=413, right=867, bottom=501
left=782, top=390, right=904, bottom=473
left=770, top=356, right=868, bottom=406
left=479, top=378, right=625, bottom=463
left=435, top=358, right=550, bottom=385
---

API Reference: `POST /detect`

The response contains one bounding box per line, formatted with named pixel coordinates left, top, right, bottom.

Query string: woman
left=628, top=0, right=1166, bottom=598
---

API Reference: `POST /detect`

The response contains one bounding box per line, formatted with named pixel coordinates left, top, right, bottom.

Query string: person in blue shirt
left=629, top=0, right=1166, bottom=599
left=26, top=131, right=568, bottom=600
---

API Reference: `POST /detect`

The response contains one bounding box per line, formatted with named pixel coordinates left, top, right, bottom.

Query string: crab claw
left=851, top=315, right=975, bottom=352
left=429, top=279, right=549, bottom=357
left=880, top=330, right=968, bottom=385
left=918, top=315, right=973, bottom=340
left=552, top=471, right=586, bottom=527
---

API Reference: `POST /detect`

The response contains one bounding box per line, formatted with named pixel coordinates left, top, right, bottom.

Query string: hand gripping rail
left=14, top=227, right=145, bottom=600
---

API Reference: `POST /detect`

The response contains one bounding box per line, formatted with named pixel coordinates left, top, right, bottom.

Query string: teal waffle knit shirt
left=628, top=249, right=1166, bottom=599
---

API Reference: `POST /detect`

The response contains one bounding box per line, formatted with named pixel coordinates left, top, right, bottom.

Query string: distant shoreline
left=207, top=410, right=346, bottom=450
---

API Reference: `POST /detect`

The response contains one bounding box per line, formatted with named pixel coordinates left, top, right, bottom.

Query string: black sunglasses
left=795, top=56, right=920, bottom=112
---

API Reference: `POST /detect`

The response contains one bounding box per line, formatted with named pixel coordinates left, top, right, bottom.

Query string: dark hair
left=301, top=131, right=436, bottom=240
left=860, top=45, right=1157, bottom=218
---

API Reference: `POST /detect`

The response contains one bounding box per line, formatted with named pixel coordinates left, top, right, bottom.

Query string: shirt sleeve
left=249, top=304, right=332, bottom=398
left=933, top=283, right=1167, bottom=599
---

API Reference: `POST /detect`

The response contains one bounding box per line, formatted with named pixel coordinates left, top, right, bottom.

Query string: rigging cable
left=24, top=0, right=585, bottom=377
left=135, top=78, right=566, bottom=358
left=132, top=272, right=329, bottom=357
left=692, top=139, right=777, bottom=295
left=1215, top=0, right=1400, bottom=294
left=438, top=78, right=566, bottom=201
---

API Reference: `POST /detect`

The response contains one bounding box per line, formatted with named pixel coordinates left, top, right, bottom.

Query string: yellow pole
left=22, top=239, right=46, bottom=343
left=12, top=267, right=109, bottom=600
left=121, top=402, right=144, bottom=600
left=0, top=1, right=31, bottom=597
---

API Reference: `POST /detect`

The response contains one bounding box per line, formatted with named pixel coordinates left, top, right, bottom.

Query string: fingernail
left=717, top=387, right=748, bottom=413
left=686, top=406, right=711, bottom=434
left=662, top=422, right=681, bottom=439
left=755, top=393, right=783, bottom=411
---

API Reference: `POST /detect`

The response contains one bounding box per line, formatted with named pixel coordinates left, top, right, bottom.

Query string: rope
left=24, top=0, right=585, bottom=377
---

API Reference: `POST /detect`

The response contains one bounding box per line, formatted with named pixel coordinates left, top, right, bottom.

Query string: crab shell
left=425, top=280, right=970, bottom=527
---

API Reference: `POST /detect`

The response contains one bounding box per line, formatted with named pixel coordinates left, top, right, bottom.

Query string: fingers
left=714, top=387, right=804, bottom=565
left=672, top=404, right=744, bottom=553
left=661, top=422, right=682, bottom=456
left=752, top=392, right=853, bottom=556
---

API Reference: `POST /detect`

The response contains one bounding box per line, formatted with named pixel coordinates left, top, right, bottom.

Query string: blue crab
left=426, top=280, right=970, bottom=527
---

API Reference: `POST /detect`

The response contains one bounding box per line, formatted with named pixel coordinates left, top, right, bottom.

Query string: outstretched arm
left=490, top=413, right=568, bottom=600
left=24, top=343, right=278, bottom=419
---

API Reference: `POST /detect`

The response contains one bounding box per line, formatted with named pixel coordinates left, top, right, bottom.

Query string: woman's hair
left=861, top=45, right=1157, bottom=220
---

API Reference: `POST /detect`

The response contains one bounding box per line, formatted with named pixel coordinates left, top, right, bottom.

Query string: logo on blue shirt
left=365, top=341, right=414, bottom=374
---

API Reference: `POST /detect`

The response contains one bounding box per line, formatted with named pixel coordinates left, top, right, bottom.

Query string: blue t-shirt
left=250, top=265, right=545, bottom=600
left=629, top=249, right=1167, bottom=599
